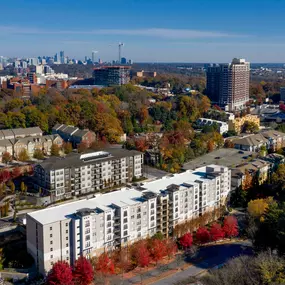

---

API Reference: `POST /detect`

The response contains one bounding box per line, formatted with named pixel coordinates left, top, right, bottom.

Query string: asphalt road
left=152, top=241, right=253, bottom=285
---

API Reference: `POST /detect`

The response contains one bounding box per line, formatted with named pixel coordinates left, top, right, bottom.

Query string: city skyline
left=1, top=0, right=285, bottom=62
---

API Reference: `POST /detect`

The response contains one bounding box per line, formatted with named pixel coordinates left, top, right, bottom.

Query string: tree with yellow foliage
left=247, top=197, right=274, bottom=218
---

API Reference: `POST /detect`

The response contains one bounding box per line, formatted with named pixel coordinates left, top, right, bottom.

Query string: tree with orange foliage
left=113, top=247, right=131, bottom=277
left=134, top=137, right=148, bottom=152
left=95, top=253, right=115, bottom=277
left=224, top=139, right=234, bottom=148
left=242, top=170, right=253, bottom=190
left=165, top=238, right=177, bottom=259
left=139, top=106, right=149, bottom=124
left=207, top=140, right=215, bottom=152
left=2, top=152, right=12, bottom=164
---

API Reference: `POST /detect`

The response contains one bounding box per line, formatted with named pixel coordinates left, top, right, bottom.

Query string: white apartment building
left=33, top=149, right=144, bottom=202
left=196, top=118, right=229, bottom=134
left=27, top=164, right=231, bottom=275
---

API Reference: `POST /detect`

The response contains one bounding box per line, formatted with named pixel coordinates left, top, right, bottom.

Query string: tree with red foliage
left=0, top=170, right=10, bottom=184
left=213, top=104, right=222, bottom=111
left=149, top=238, right=167, bottom=264
left=179, top=233, right=193, bottom=249
left=95, top=253, right=115, bottom=276
left=280, top=104, right=285, bottom=111
left=46, top=261, right=73, bottom=285
left=210, top=223, right=225, bottom=241
left=134, top=137, right=148, bottom=152
left=134, top=241, right=151, bottom=267
left=11, top=167, right=22, bottom=179
left=73, top=256, right=94, bottom=285
left=165, top=238, right=178, bottom=259
left=196, top=227, right=211, bottom=244
left=223, top=216, right=239, bottom=238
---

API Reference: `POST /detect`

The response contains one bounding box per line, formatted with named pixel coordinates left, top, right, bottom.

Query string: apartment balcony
left=114, top=227, right=120, bottom=233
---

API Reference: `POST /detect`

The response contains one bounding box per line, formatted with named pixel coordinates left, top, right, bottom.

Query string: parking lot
left=183, top=148, right=254, bottom=170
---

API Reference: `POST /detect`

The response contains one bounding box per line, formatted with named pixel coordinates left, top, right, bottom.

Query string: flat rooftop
left=28, top=189, right=143, bottom=225
left=183, top=148, right=253, bottom=170
left=38, top=148, right=142, bottom=171
left=28, top=165, right=226, bottom=225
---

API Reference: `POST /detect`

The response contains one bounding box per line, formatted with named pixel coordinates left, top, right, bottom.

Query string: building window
left=66, top=223, right=68, bottom=227
left=66, top=243, right=68, bottom=247
left=50, top=248, right=53, bottom=251
left=50, top=234, right=52, bottom=238
left=107, top=214, right=111, bottom=221
left=50, top=241, right=53, bottom=245
left=151, top=203, right=154, bottom=209
left=124, top=211, right=128, bottom=217
left=66, top=230, right=68, bottom=234
left=124, top=231, right=128, bottom=236
left=50, top=227, right=52, bottom=230
left=50, top=255, right=53, bottom=259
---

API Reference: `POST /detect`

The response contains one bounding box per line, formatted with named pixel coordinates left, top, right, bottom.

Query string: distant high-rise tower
left=60, top=51, right=65, bottom=64
left=121, top=57, right=127, bottom=65
left=206, top=58, right=250, bottom=111
left=54, top=53, right=59, bottom=63
left=92, top=51, right=97, bottom=63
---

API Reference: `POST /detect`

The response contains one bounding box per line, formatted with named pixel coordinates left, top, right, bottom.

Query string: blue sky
left=1, top=0, right=285, bottom=62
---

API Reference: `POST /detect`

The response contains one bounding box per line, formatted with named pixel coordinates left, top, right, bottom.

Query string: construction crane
left=118, top=42, right=124, bottom=64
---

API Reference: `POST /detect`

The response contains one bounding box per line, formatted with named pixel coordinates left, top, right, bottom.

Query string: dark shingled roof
left=38, top=148, right=142, bottom=171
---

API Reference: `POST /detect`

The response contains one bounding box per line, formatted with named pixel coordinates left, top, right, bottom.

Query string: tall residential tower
left=206, top=58, right=250, bottom=111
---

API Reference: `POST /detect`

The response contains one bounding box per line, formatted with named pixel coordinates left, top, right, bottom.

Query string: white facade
left=197, top=118, right=229, bottom=134
left=27, top=164, right=231, bottom=275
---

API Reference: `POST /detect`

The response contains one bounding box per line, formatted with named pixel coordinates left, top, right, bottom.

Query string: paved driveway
left=152, top=242, right=253, bottom=285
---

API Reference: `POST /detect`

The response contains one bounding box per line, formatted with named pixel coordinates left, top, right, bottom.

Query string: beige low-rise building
left=13, top=135, right=63, bottom=159
left=0, top=134, right=63, bottom=162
